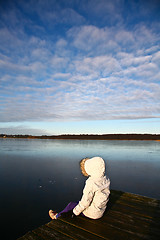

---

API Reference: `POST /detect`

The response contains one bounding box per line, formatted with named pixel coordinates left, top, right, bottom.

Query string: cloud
left=115, top=29, right=135, bottom=45
left=117, top=52, right=152, bottom=66
left=1, top=37, right=160, bottom=123
left=0, top=125, right=49, bottom=135
left=0, top=0, right=160, bottom=124
left=14, top=0, right=85, bottom=29
left=67, top=22, right=160, bottom=56
left=58, top=8, right=85, bottom=25
left=80, top=0, right=123, bottom=26
left=72, top=55, right=121, bottom=78
left=67, top=25, right=117, bottom=53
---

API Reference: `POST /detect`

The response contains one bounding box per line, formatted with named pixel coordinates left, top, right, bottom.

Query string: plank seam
left=46, top=224, right=78, bottom=240
left=59, top=218, right=109, bottom=240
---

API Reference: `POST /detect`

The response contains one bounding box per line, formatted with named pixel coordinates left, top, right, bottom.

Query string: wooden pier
left=17, top=190, right=160, bottom=240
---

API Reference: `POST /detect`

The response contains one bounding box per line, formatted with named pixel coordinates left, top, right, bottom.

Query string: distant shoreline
left=1, top=134, right=160, bottom=141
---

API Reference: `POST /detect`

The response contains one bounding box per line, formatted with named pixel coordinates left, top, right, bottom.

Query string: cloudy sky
left=0, top=0, right=160, bottom=135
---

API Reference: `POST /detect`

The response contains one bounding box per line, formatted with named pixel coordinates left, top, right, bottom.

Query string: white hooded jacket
left=73, top=157, right=110, bottom=219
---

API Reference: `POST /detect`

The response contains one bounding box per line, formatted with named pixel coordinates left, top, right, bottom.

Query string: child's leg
left=56, top=202, right=78, bottom=218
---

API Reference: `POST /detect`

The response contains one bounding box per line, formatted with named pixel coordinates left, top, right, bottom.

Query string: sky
left=0, top=0, right=160, bottom=135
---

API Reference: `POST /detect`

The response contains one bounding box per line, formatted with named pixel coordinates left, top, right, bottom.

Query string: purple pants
left=57, top=202, right=84, bottom=218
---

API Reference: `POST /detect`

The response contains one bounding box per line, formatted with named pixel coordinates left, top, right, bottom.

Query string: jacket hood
left=84, top=157, right=105, bottom=178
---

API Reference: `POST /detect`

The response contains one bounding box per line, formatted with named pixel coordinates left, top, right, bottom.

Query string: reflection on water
left=0, top=138, right=160, bottom=239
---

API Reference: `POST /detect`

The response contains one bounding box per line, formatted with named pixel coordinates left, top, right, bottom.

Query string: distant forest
left=1, top=134, right=160, bottom=140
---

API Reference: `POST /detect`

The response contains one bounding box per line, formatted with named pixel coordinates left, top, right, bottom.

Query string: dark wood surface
left=17, top=190, right=160, bottom=240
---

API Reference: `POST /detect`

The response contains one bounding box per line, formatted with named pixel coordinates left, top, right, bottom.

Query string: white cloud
left=0, top=125, right=49, bottom=135
left=59, top=8, right=85, bottom=25
left=0, top=1, right=160, bottom=124
left=67, top=23, right=159, bottom=56
left=73, top=55, right=121, bottom=77
left=117, top=52, right=152, bottom=67
left=49, top=56, right=70, bottom=71
left=68, top=25, right=110, bottom=50
left=56, top=38, right=68, bottom=48
left=152, top=51, right=160, bottom=63
left=134, top=24, right=159, bottom=46
left=81, top=0, right=123, bottom=25
left=115, top=30, right=135, bottom=45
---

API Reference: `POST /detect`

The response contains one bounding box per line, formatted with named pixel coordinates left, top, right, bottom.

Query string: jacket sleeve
left=73, top=179, right=94, bottom=216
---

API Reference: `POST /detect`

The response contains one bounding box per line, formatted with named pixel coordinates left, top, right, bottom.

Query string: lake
left=0, top=138, right=160, bottom=239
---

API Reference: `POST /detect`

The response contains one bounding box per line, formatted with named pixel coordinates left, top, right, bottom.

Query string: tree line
left=1, top=133, right=160, bottom=140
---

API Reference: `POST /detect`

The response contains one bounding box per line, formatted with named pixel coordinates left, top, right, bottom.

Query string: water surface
left=0, top=138, right=160, bottom=239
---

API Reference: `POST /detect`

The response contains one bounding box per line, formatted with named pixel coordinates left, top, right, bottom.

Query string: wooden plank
left=103, top=208, right=160, bottom=231
left=33, top=225, right=73, bottom=240
left=109, top=190, right=160, bottom=219
left=57, top=190, right=160, bottom=240
left=47, top=218, right=105, bottom=240
left=17, top=231, right=44, bottom=240
left=104, top=190, right=160, bottom=239
left=110, top=190, right=160, bottom=209
left=89, top=211, right=159, bottom=240
left=17, top=190, right=160, bottom=240
left=59, top=215, right=142, bottom=240
left=108, top=199, right=160, bottom=221
left=114, top=195, right=160, bottom=213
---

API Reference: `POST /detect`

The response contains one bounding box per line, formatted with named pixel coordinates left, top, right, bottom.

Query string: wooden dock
left=17, top=190, right=160, bottom=240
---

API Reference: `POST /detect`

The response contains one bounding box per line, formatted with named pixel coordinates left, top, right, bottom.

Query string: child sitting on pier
left=49, top=156, right=110, bottom=220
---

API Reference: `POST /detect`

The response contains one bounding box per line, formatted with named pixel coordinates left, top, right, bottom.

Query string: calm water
left=0, top=138, right=160, bottom=239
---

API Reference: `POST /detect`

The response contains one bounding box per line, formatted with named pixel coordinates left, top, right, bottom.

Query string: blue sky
left=0, top=0, right=160, bottom=135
